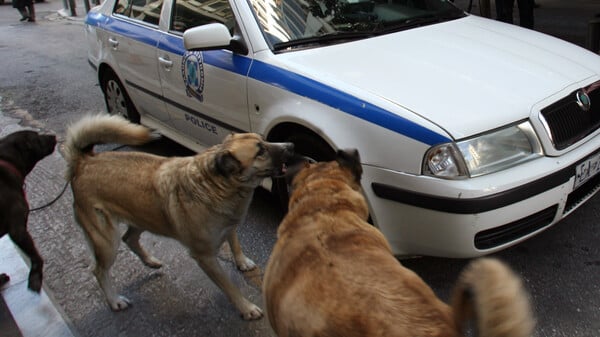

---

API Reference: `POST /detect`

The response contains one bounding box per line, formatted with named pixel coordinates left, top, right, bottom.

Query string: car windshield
left=248, top=0, right=465, bottom=51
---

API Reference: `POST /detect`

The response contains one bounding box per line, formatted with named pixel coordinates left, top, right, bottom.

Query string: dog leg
left=8, top=214, right=43, bottom=292
left=91, top=219, right=131, bottom=311
left=227, top=227, right=256, bottom=271
left=76, top=206, right=131, bottom=311
left=122, top=226, right=162, bottom=268
left=94, top=260, right=130, bottom=311
left=192, top=252, right=263, bottom=320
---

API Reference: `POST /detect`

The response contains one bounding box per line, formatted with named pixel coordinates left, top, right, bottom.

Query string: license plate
left=574, top=152, right=600, bottom=189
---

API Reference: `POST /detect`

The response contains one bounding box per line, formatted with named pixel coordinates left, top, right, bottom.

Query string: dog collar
left=0, top=158, right=24, bottom=182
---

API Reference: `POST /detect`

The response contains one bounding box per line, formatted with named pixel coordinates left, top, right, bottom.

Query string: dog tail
left=450, top=258, right=535, bottom=337
left=64, top=114, right=155, bottom=180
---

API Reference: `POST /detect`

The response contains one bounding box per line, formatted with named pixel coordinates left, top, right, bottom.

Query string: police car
left=85, top=0, right=600, bottom=258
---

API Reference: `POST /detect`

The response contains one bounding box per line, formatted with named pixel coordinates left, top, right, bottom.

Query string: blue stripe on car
left=87, top=14, right=451, bottom=146
left=247, top=62, right=451, bottom=145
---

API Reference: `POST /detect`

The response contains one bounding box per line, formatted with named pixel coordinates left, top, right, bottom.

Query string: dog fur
left=64, top=114, right=293, bottom=320
left=0, top=130, right=56, bottom=292
left=263, top=149, right=535, bottom=337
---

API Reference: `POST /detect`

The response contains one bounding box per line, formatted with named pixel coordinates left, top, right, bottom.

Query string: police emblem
left=182, top=51, right=205, bottom=102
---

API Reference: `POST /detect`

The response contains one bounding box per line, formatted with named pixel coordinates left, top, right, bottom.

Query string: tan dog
left=263, top=149, right=535, bottom=337
left=64, top=114, right=293, bottom=320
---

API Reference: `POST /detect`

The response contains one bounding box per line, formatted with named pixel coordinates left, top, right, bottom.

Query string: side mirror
left=183, top=23, right=248, bottom=55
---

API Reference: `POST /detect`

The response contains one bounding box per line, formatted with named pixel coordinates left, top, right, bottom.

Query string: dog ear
left=215, top=151, right=241, bottom=177
left=222, top=132, right=236, bottom=143
left=336, top=149, right=362, bottom=181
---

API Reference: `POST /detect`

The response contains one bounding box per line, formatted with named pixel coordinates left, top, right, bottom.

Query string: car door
left=156, top=0, right=251, bottom=147
left=107, top=0, right=170, bottom=124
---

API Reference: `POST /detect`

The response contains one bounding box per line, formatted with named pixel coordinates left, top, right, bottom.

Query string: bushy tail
left=451, top=258, right=535, bottom=337
left=64, top=114, right=155, bottom=180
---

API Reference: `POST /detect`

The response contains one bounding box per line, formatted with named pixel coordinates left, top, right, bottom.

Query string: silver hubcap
left=105, top=79, right=128, bottom=119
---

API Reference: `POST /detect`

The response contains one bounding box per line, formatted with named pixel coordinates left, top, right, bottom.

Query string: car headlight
left=423, top=121, right=543, bottom=179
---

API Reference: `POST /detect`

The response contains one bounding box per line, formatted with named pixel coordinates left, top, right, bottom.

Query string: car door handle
left=108, top=37, right=119, bottom=50
left=158, top=56, right=173, bottom=71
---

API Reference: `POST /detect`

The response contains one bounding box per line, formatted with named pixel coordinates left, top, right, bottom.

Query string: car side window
left=113, top=0, right=163, bottom=25
left=170, top=0, right=235, bottom=33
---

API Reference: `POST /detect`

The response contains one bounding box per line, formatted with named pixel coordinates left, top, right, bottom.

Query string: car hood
left=276, top=15, right=600, bottom=140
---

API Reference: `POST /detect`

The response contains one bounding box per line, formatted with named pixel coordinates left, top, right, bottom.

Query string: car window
left=170, top=0, right=235, bottom=33
left=114, top=0, right=163, bottom=25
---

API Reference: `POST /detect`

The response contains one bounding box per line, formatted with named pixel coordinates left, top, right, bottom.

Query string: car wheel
left=101, top=72, right=140, bottom=123
left=272, top=132, right=335, bottom=212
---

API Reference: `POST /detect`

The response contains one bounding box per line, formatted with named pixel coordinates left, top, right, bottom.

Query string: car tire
left=101, top=71, right=141, bottom=123
left=272, top=131, right=334, bottom=212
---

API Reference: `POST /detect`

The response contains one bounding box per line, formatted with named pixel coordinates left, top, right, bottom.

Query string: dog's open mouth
left=272, top=155, right=316, bottom=179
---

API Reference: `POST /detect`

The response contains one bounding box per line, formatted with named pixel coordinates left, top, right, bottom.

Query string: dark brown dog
left=0, top=130, right=57, bottom=292
left=264, top=149, right=535, bottom=337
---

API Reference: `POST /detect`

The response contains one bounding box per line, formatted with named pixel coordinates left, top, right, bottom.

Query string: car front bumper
left=362, top=133, right=600, bottom=258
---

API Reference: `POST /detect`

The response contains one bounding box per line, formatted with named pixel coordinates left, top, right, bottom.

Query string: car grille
left=474, top=205, right=557, bottom=250
left=540, top=82, right=600, bottom=150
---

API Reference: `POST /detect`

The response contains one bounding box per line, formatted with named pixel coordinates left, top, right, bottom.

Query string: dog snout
left=269, top=142, right=295, bottom=160
left=42, top=134, right=57, bottom=145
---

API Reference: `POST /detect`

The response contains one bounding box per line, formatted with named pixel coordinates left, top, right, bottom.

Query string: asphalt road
left=0, top=1, right=599, bottom=336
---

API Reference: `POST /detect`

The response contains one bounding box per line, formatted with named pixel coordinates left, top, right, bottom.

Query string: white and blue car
left=85, top=0, right=600, bottom=258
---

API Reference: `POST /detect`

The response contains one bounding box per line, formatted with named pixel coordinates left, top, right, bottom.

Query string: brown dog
left=64, top=114, right=293, bottom=320
left=263, top=149, right=535, bottom=337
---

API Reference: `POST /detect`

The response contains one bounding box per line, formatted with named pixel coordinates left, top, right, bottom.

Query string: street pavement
left=0, top=0, right=599, bottom=337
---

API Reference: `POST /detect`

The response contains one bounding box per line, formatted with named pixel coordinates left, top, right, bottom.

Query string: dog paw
left=0, top=273, right=10, bottom=287
left=240, top=303, right=263, bottom=320
left=236, top=256, right=257, bottom=271
left=27, top=274, right=42, bottom=293
left=109, top=296, right=131, bottom=311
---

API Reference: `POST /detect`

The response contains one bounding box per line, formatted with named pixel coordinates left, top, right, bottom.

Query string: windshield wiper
left=273, top=31, right=375, bottom=51
left=378, top=12, right=463, bottom=34
left=398, top=14, right=445, bottom=27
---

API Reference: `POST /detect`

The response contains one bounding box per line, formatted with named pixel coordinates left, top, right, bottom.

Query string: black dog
left=0, top=130, right=56, bottom=292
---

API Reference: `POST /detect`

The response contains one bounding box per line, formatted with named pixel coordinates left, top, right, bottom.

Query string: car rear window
left=170, top=0, right=235, bottom=33
left=114, top=0, right=163, bottom=25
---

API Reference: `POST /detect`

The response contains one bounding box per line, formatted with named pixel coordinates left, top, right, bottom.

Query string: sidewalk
left=1, top=1, right=599, bottom=337
left=0, top=237, right=77, bottom=337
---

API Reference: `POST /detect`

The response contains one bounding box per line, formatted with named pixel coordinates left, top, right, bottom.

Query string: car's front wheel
left=101, top=71, right=140, bottom=123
